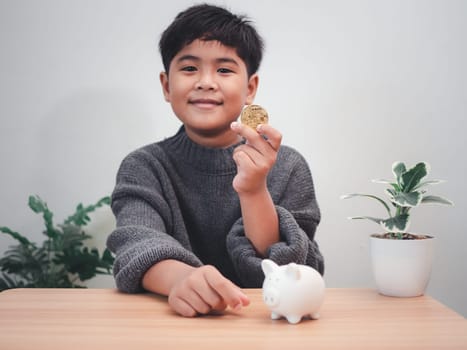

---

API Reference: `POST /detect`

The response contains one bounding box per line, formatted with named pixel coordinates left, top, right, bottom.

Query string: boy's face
left=160, top=39, right=258, bottom=147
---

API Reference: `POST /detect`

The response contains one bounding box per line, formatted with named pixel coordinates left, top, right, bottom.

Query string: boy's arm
left=227, top=125, right=324, bottom=286
left=107, top=150, right=204, bottom=294
left=236, top=186, right=278, bottom=256
left=142, top=260, right=249, bottom=317
left=109, top=150, right=249, bottom=317
left=230, top=122, right=282, bottom=256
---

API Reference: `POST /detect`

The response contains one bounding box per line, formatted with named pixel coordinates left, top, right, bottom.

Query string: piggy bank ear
left=285, top=263, right=301, bottom=280
left=261, top=259, right=279, bottom=276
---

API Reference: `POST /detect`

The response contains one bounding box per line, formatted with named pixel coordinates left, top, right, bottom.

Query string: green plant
left=0, top=195, right=114, bottom=290
left=341, top=161, right=453, bottom=239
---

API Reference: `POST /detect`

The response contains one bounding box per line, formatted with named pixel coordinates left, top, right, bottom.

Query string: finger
left=192, top=283, right=226, bottom=311
left=183, top=267, right=229, bottom=313
left=231, top=121, right=259, bottom=144
left=235, top=139, right=277, bottom=169
left=203, top=267, right=250, bottom=310
left=238, top=292, right=250, bottom=307
left=181, top=290, right=212, bottom=315
left=211, top=300, right=228, bottom=312
left=233, top=148, right=256, bottom=169
left=256, top=123, right=282, bottom=151
left=233, top=148, right=271, bottom=181
left=168, top=294, right=198, bottom=317
left=232, top=121, right=280, bottom=156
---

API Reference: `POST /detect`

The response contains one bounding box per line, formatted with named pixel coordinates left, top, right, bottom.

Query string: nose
left=263, top=289, right=279, bottom=307
left=195, top=72, right=218, bottom=90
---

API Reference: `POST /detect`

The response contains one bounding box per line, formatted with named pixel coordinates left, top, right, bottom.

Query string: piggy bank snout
left=263, top=288, right=280, bottom=307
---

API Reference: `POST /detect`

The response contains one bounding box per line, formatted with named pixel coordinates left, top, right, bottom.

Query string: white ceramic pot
left=369, top=235, right=434, bottom=297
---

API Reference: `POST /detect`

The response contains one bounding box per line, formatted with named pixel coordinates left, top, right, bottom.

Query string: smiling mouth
left=189, top=99, right=223, bottom=107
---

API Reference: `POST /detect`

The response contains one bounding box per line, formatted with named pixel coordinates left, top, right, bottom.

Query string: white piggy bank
left=261, top=259, right=325, bottom=324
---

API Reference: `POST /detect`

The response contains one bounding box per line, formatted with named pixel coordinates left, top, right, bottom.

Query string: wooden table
left=0, top=288, right=466, bottom=349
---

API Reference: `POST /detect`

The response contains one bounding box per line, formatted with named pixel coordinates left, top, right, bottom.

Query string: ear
left=159, top=71, right=170, bottom=102
left=261, top=259, right=278, bottom=276
left=285, top=263, right=301, bottom=281
left=245, top=73, right=259, bottom=105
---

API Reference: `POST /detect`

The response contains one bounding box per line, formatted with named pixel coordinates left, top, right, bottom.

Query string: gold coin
left=240, top=104, right=269, bottom=130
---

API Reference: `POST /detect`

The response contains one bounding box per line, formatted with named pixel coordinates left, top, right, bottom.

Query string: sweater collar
left=161, top=126, right=243, bottom=174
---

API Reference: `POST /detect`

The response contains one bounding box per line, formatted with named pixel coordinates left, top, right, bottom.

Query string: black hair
left=159, top=3, right=264, bottom=77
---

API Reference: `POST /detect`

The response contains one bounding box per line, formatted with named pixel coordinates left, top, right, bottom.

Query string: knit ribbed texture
left=107, top=127, right=324, bottom=293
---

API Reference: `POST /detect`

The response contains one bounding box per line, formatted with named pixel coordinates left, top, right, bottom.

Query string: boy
left=107, top=4, right=324, bottom=317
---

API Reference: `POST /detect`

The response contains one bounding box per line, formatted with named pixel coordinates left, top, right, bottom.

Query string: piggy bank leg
left=309, top=312, right=320, bottom=320
left=271, top=312, right=281, bottom=320
left=286, top=315, right=302, bottom=324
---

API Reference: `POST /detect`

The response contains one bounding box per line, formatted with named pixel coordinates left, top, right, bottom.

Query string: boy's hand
left=230, top=121, right=282, bottom=194
left=168, top=265, right=250, bottom=317
left=230, top=121, right=282, bottom=255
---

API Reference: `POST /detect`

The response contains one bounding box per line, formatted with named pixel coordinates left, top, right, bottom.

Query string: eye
left=217, top=67, right=234, bottom=74
left=181, top=66, right=197, bottom=72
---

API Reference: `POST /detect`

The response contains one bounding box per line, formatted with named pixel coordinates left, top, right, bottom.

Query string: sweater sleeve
left=225, top=149, right=324, bottom=287
left=106, top=150, right=203, bottom=293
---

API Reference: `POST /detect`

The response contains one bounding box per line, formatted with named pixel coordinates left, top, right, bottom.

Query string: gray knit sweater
left=107, top=127, right=324, bottom=293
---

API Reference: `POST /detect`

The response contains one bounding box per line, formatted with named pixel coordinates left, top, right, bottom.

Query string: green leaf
left=60, top=224, right=90, bottom=250
left=372, top=179, right=401, bottom=192
left=341, top=193, right=392, bottom=216
left=0, top=244, right=47, bottom=280
left=56, top=245, right=113, bottom=282
left=386, top=190, right=422, bottom=207
left=28, top=195, right=47, bottom=213
left=1, top=194, right=113, bottom=288
left=392, top=162, right=406, bottom=185
left=401, top=162, right=428, bottom=192
left=0, top=226, right=33, bottom=246
left=421, top=195, right=454, bottom=206
left=97, top=197, right=111, bottom=206
left=413, top=179, right=444, bottom=190
left=347, top=216, right=384, bottom=225
left=381, top=214, right=410, bottom=233
left=0, top=273, right=25, bottom=291
left=102, top=248, right=115, bottom=266
left=64, top=196, right=111, bottom=226
left=371, top=179, right=393, bottom=184
left=28, top=195, right=60, bottom=239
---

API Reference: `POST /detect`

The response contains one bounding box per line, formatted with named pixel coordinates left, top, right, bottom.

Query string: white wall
left=1, top=0, right=466, bottom=316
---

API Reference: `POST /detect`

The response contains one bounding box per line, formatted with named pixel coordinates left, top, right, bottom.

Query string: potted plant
left=341, top=161, right=453, bottom=297
left=0, top=195, right=114, bottom=290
